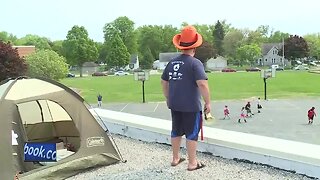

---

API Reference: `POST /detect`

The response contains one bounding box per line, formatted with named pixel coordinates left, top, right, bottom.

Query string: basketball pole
left=142, top=80, right=145, bottom=103
left=263, top=77, right=267, bottom=100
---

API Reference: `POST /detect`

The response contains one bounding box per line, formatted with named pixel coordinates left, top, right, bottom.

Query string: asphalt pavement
left=94, top=97, right=320, bottom=145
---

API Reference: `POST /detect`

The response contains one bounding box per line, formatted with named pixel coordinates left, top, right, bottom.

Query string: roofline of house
left=12, top=45, right=36, bottom=48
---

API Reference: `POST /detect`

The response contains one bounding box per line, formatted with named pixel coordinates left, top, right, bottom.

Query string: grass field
left=60, top=71, right=320, bottom=103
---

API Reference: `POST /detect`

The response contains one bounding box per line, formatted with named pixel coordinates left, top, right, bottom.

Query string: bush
left=25, top=49, right=68, bottom=80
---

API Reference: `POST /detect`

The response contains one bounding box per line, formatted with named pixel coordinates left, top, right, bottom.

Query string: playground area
left=97, top=97, right=320, bottom=145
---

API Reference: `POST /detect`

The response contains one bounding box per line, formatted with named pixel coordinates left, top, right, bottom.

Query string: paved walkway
left=94, top=97, right=320, bottom=145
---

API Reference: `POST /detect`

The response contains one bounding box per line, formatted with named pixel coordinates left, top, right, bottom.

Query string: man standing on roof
left=161, top=25, right=211, bottom=171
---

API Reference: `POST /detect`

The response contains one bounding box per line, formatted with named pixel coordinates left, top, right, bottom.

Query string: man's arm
left=161, top=79, right=169, bottom=99
left=196, top=80, right=211, bottom=113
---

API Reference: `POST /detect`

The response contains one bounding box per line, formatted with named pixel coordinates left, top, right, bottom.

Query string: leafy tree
left=16, top=34, right=51, bottom=50
left=223, top=29, right=244, bottom=61
left=304, top=33, right=320, bottom=59
left=51, top=40, right=64, bottom=57
left=160, top=25, right=179, bottom=52
left=213, top=20, right=225, bottom=56
left=193, top=24, right=214, bottom=44
left=137, top=25, right=162, bottom=59
left=63, top=25, right=98, bottom=76
left=194, top=41, right=216, bottom=68
left=282, top=35, right=309, bottom=60
left=268, top=31, right=290, bottom=43
left=98, top=43, right=108, bottom=64
left=103, top=16, right=137, bottom=54
left=0, top=41, right=27, bottom=81
left=105, top=33, right=130, bottom=68
left=140, top=47, right=154, bottom=69
left=236, top=44, right=261, bottom=66
left=25, top=49, right=68, bottom=80
left=0, top=31, right=18, bottom=44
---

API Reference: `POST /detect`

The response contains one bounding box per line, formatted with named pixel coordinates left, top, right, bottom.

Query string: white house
left=152, top=60, right=160, bottom=70
left=257, top=43, right=290, bottom=67
left=206, top=56, right=227, bottom=71
left=125, top=54, right=139, bottom=70
left=159, top=52, right=182, bottom=70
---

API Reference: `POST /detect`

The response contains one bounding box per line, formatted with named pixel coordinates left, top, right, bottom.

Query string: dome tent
left=0, top=77, right=122, bottom=180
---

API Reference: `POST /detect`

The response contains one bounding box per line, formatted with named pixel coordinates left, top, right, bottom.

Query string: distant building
left=159, top=52, right=181, bottom=70
left=82, top=62, right=98, bottom=75
left=12, top=46, right=36, bottom=58
left=257, top=43, right=290, bottom=67
left=206, top=56, right=227, bottom=71
left=125, top=54, right=139, bottom=70
left=153, top=60, right=160, bottom=70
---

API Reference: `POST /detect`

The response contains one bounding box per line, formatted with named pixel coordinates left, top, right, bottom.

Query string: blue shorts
left=170, top=110, right=202, bottom=141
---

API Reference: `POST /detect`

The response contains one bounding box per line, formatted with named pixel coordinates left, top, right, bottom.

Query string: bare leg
left=186, top=139, right=198, bottom=169
left=171, top=136, right=182, bottom=164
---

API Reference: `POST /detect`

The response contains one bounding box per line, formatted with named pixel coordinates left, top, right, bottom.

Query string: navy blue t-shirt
left=161, top=54, right=208, bottom=112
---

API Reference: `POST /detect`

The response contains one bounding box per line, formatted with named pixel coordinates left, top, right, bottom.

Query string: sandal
left=171, top=157, right=186, bottom=167
left=187, top=162, right=205, bottom=171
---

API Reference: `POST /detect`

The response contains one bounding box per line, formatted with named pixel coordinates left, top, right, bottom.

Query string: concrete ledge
left=90, top=108, right=320, bottom=178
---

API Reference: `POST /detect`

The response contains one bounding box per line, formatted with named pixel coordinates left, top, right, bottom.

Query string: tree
left=236, top=44, right=262, bottom=66
left=25, top=50, right=68, bottom=80
left=103, top=16, right=137, bottom=54
left=137, top=25, right=162, bottom=60
left=194, top=41, right=216, bottom=68
left=213, top=20, right=225, bottom=56
left=0, top=31, right=18, bottom=44
left=51, top=40, right=64, bottom=57
left=268, top=31, right=290, bottom=43
left=140, top=47, right=154, bottom=69
left=63, top=25, right=98, bottom=77
left=193, top=24, right=214, bottom=44
left=223, top=29, right=244, bottom=61
left=282, top=35, right=309, bottom=60
left=160, top=25, right=179, bottom=52
left=304, top=33, right=320, bottom=59
left=105, top=33, right=130, bottom=68
left=0, top=41, right=27, bottom=81
left=16, top=34, right=51, bottom=50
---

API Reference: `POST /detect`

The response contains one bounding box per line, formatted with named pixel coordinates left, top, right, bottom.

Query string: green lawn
left=60, top=71, right=320, bottom=103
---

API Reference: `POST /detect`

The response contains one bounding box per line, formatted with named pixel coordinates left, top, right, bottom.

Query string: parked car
left=221, top=68, right=236, bottom=72
left=92, top=72, right=108, bottom=76
left=294, top=65, right=309, bottom=70
left=276, top=67, right=284, bottom=71
left=66, top=73, right=75, bottom=78
left=245, top=67, right=261, bottom=72
left=114, top=71, right=129, bottom=76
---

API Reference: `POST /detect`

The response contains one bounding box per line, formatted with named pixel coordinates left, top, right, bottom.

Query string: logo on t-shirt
left=169, top=61, right=184, bottom=81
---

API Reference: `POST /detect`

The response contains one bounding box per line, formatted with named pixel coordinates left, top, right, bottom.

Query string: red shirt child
left=308, top=107, right=316, bottom=124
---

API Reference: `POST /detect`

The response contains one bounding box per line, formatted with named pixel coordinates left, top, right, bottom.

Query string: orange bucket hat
left=172, top=25, right=203, bottom=50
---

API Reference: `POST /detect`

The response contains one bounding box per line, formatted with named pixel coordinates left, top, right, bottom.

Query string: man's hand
left=204, top=103, right=211, bottom=114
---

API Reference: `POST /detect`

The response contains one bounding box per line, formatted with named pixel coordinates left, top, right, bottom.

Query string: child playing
left=223, top=105, right=230, bottom=119
left=238, top=107, right=247, bottom=123
left=308, top=107, right=316, bottom=124
left=257, top=97, right=262, bottom=113
left=97, top=94, right=102, bottom=107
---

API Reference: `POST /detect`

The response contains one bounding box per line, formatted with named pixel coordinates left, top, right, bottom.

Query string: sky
left=1, top=0, right=319, bottom=42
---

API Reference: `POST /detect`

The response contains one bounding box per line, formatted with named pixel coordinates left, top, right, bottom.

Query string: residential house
left=82, top=62, right=98, bottom=75
left=152, top=60, right=160, bottom=70
left=159, top=52, right=181, bottom=70
left=125, top=54, right=139, bottom=70
left=257, top=43, right=290, bottom=67
left=206, top=56, right=227, bottom=71
left=12, top=46, right=36, bottom=58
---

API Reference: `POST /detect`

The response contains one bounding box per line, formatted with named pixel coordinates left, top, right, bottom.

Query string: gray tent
left=0, top=77, right=122, bottom=180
